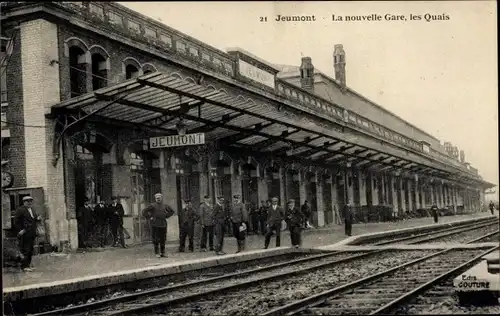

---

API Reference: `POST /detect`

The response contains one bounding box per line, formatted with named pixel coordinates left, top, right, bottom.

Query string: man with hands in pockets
left=14, top=196, right=42, bottom=272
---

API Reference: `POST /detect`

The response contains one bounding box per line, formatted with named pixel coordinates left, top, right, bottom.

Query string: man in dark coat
left=230, top=195, right=248, bottom=253
left=301, top=200, right=312, bottom=229
left=259, top=200, right=269, bottom=235
left=343, top=201, right=353, bottom=236
left=430, top=203, right=439, bottom=223
left=94, top=201, right=110, bottom=247
left=489, top=201, right=495, bottom=215
left=285, top=199, right=306, bottom=248
left=142, top=193, right=175, bottom=258
left=77, top=198, right=94, bottom=248
left=250, top=203, right=260, bottom=235
left=14, top=196, right=42, bottom=272
left=264, top=197, right=284, bottom=249
left=110, top=196, right=127, bottom=248
left=199, top=195, right=214, bottom=252
left=178, top=199, right=199, bottom=252
left=213, top=196, right=228, bottom=255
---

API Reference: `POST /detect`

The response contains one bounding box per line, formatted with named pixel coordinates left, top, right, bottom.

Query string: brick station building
left=1, top=2, right=494, bottom=250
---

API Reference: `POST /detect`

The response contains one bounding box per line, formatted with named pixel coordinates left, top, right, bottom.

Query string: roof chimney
left=299, top=57, right=314, bottom=92
left=333, top=44, right=346, bottom=86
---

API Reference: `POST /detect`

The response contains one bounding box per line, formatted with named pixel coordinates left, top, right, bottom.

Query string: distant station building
left=1, top=2, right=495, bottom=250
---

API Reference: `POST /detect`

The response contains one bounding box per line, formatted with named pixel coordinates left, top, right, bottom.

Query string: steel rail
left=370, top=245, right=499, bottom=315
left=25, top=220, right=496, bottom=316
left=387, top=221, right=498, bottom=245
left=372, top=219, right=498, bottom=246
left=28, top=251, right=376, bottom=316
left=260, top=235, right=498, bottom=316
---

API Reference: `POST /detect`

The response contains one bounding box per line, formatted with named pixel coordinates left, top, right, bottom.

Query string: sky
left=120, top=1, right=498, bottom=185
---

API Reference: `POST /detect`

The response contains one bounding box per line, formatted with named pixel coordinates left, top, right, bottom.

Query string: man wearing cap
left=178, top=199, right=199, bottom=252
left=285, top=199, right=306, bottom=248
left=258, top=200, right=269, bottom=235
left=77, top=198, right=94, bottom=248
left=14, top=196, right=42, bottom=272
left=213, top=196, right=228, bottom=255
left=94, top=200, right=111, bottom=247
left=343, top=201, right=353, bottom=236
left=199, top=195, right=215, bottom=252
left=142, top=193, right=175, bottom=258
left=264, top=197, right=284, bottom=249
left=230, top=195, right=248, bottom=253
left=110, top=196, right=126, bottom=248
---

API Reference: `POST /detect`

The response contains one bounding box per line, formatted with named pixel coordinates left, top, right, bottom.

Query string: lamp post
left=176, top=118, right=187, bottom=136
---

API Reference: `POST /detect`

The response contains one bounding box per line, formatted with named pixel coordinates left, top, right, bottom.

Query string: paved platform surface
left=2, top=212, right=490, bottom=289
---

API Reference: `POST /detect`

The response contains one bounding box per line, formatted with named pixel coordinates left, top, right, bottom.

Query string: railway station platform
left=2, top=212, right=492, bottom=295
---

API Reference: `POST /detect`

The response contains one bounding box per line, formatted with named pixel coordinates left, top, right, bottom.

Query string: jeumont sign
left=150, top=133, right=206, bottom=149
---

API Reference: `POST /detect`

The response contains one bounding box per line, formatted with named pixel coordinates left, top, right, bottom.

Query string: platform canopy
left=50, top=72, right=492, bottom=187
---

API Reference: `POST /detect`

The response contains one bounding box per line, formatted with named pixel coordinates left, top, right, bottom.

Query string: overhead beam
left=252, top=129, right=300, bottom=151
left=141, top=100, right=205, bottom=126
left=217, top=122, right=275, bottom=146
left=136, top=77, right=464, bottom=175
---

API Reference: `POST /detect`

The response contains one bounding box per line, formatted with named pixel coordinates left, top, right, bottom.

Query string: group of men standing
left=76, top=196, right=127, bottom=249
left=174, top=195, right=311, bottom=255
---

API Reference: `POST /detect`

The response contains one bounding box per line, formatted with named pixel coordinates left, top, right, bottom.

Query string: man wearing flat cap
left=142, top=193, right=175, bottom=258
left=285, top=199, right=306, bottom=248
left=77, top=198, right=94, bottom=249
left=199, top=195, right=215, bottom=252
left=178, top=199, right=199, bottom=252
left=213, top=196, right=228, bottom=255
left=14, top=196, right=42, bottom=272
left=230, top=195, right=248, bottom=253
left=109, top=196, right=126, bottom=248
left=264, top=197, right=284, bottom=249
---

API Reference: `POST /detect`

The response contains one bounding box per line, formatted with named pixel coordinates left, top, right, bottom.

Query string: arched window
left=69, top=46, right=88, bottom=97
left=91, top=53, right=108, bottom=90
left=125, top=64, right=140, bottom=79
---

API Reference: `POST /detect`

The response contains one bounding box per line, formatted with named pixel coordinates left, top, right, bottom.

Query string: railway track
left=15, top=221, right=498, bottom=316
left=263, top=246, right=498, bottom=316
left=366, top=219, right=499, bottom=246
left=390, top=269, right=499, bottom=315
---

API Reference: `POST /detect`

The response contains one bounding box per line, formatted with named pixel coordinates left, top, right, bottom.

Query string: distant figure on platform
left=231, top=195, right=248, bottom=253
left=301, top=201, right=313, bottom=229
left=178, top=199, right=199, bottom=252
left=430, top=203, right=439, bottom=223
left=94, top=201, right=110, bottom=247
left=77, top=198, right=94, bottom=248
left=250, top=203, right=260, bottom=235
left=213, top=196, right=228, bottom=255
left=264, top=197, right=284, bottom=249
left=110, top=196, right=126, bottom=248
left=489, top=201, right=495, bottom=215
left=14, top=196, right=42, bottom=272
left=259, top=200, right=269, bottom=235
left=343, top=202, right=353, bottom=237
left=199, top=195, right=214, bottom=252
left=285, top=199, right=306, bottom=248
left=142, top=193, right=175, bottom=258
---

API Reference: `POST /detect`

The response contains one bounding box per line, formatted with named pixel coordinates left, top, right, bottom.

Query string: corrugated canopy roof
left=50, top=72, right=493, bottom=187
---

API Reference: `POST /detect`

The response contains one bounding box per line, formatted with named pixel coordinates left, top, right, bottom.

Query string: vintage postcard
left=1, top=1, right=498, bottom=315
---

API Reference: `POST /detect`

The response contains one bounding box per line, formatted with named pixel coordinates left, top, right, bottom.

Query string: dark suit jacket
left=14, top=205, right=39, bottom=236
left=77, top=205, right=94, bottom=224
left=285, top=206, right=305, bottom=227
left=109, top=203, right=125, bottom=225
left=267, top=205, right=284, bottom=226
left=213, top=203, right=228, bottom=224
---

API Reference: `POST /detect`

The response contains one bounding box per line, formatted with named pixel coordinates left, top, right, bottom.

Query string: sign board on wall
left=150, top=133, right=205, bottom=149
left=238, top=60, right=276, bottom=89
